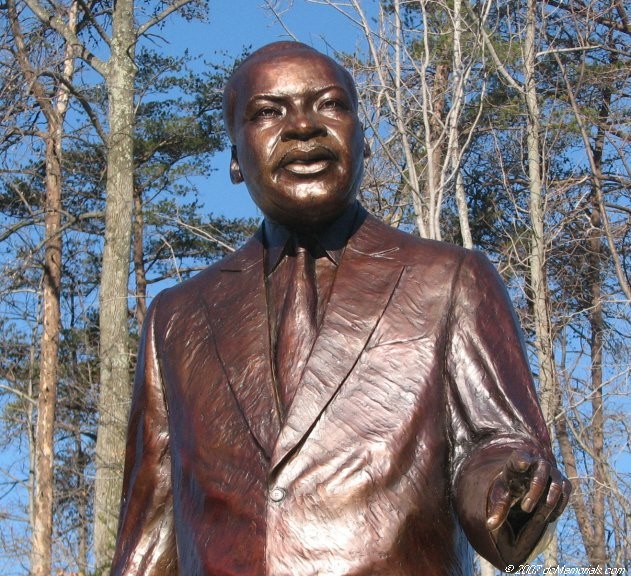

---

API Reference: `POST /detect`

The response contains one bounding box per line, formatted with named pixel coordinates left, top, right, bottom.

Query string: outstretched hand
left=486, top=450, right=571, bottom=533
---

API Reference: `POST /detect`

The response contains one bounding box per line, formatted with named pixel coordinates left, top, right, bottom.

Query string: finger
left=502, top=451, right=536, bottom=501
left=524, top=468, right=567, bottom=528
left=549, top=478, right=572, bottom=522
left=521, top=459, right=550, bottom=513
left=505, top=475, right=563, bottom=551
left=544, top=467, right=564, bottom=508
left=505, top=450, right=536, bottom=480
left=487, top=477, right=512, bottom=530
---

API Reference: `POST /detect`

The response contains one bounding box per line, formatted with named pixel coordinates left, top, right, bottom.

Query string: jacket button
left=270, top=487, right=286, bottom=502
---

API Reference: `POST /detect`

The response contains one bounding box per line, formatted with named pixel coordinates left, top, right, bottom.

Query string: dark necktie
left=275, top=240, right=317, bottom=410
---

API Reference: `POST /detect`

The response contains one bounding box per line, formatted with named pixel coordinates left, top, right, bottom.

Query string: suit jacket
left=112, top=208, right=555, bottom=576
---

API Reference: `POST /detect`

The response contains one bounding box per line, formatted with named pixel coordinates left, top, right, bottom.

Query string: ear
left=363, top=138, right=371, bottom=159
left=229, top=145, right=243, bottom=184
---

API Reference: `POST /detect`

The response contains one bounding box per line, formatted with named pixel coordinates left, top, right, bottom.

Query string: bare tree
left=317, top=0, right=488, bottom=240
left=13, top=0, right=208, bottom=568
left=5, top=2, right=77, bottom=573
left=545, top=0, right=630, bottom=566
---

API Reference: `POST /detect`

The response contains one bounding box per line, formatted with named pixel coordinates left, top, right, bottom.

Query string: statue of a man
left=111, top=41, right=571, bottom=575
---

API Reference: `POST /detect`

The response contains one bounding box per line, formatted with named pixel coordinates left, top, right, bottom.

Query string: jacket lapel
left=271, top=215, right=405, bottom=471
left=201, top=231, right=281, bottom=459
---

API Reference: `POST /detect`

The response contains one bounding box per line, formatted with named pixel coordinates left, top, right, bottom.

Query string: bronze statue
left=111, top=42, right=571, bottom=575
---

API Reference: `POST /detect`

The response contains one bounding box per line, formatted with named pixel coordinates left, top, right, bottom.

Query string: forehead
left=234, top=51, right=354, bottom=103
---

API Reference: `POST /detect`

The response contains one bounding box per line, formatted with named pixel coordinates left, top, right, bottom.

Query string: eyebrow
left=247, top=94, right=286, bottom=105
left=246, top=84, right=349, bottom=106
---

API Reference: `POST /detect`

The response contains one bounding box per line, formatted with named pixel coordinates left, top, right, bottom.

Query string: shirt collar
left=263, top=201, right=361, bottom=275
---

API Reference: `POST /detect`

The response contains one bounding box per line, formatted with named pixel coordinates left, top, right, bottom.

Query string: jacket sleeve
left=111, top=293, right=178, bottom=575
left=445, top=250, right=555, bottom=569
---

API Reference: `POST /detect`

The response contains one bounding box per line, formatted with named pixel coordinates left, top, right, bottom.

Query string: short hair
left=222, top=41, right=359, bottom=143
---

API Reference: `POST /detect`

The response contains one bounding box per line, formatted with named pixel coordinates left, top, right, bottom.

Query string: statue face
left=229, top=50, right=368, bottom=229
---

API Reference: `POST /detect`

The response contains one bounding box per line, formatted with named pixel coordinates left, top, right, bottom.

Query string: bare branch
left=21, top=0, right=107, bottom=75
left=553, top=51, right=631, bottom=301
left=137, top=0, right=196, bottom=38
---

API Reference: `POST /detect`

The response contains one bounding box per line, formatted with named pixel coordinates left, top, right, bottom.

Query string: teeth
left=284, top=160, right=329, bottom=174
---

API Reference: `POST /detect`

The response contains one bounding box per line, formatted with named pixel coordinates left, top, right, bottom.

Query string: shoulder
left=358, top=212, right=491, bottom=275
left=145, top=229, right=264, bottom=331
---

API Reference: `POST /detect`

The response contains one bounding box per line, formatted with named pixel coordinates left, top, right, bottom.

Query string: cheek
left=238, top=147, right=266, bottom=179
left=241, top=133, right=279, bottom=168
left=335, top=123, right=364, bottom=154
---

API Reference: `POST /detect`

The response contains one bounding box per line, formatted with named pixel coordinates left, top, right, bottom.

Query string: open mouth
left=279, top=146, right=336, bottom=176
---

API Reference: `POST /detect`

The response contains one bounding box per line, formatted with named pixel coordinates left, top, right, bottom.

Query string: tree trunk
left=552, top=50, right=614, bottom=567
left=448, top=0, right=472, bottom=249
left=555, top=413, right=594, bottom=558
left=390, top=0, right=426, bottom=237
left=524, top=7, right=562, bottom=567
left=425, top=63, right=450, bottom=240
left=585, top=88, right=610, bottom=569
left=543, top=531, right=558, bottom=568
left=94, top=0, right=137, bottom=567
left=77, top=432, right=89, bottom=574
left=523, top=0, right=559, bottom=425
left=132, top=186, right=147, bottom=329
left=8, top=1, right=76, bottom=572
left=30, top=115, right=63, bottom=576
left=479, top=557, right=495, bottom=576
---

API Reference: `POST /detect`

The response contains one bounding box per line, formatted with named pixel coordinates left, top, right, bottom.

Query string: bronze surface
left=111, top=42, right=570, bottom=576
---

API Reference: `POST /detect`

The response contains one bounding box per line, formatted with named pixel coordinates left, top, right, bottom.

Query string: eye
left=253, top=106, right=281, bottom=120
left=320, top=98, right=347, bottom=112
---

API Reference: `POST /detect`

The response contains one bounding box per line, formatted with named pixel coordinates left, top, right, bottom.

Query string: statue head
left=223, top=41, right=370, bottom=229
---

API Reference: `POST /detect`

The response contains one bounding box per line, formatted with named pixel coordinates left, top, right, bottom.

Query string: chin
left=278, top=201, right=349, bottom=230
left=253, top=181, right=356, bottom=228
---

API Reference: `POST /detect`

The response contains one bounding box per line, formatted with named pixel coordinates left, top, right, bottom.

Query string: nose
left=281, top=108, right=327, bottom=141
